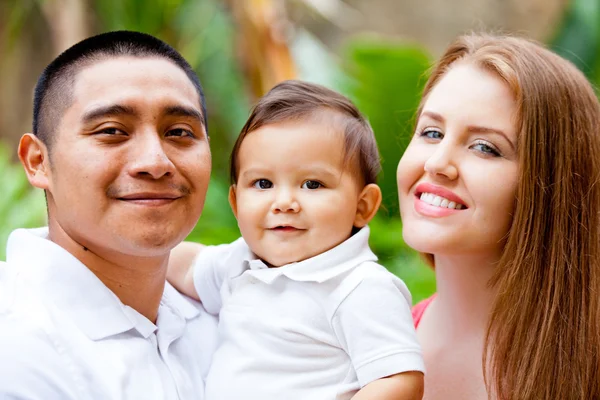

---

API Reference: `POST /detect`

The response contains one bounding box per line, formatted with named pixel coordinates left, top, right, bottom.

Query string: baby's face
left=230, top=119, right=365, bottom=267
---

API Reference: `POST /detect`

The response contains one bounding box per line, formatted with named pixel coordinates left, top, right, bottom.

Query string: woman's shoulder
left=412, top=294, right=437, bottom=328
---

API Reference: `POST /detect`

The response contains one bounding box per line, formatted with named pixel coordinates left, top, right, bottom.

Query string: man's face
left=44, top=56, right=211, bottom=258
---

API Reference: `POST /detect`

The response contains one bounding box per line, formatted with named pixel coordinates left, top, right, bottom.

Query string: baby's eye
left=471, top=141, right=501, bottom=157
left=301, top=180, right=322, bottom=190
left=420, top=129, right=443, bottom=140
left=253, top=179, right=273, bottom=189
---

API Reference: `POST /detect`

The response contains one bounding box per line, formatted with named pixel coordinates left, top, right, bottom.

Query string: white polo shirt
left=0, top=228, right=218, bottom=400
left=193, top=227, right=424, bottom=400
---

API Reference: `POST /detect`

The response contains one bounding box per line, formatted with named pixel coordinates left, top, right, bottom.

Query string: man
left=0, top=31, right=218, bottom=399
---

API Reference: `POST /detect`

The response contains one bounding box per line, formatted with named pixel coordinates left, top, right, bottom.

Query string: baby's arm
left=167, top=242, right=205, bottom=299
left=352, top=371, right=424, bottom=400
left=168, top=238, right=253, bottom=315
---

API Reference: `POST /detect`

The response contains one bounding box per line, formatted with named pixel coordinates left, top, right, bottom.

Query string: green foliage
left=185, top=176, right=240, bottom=245
left=551, top=0, right=600, bottom=85
left=369, top=214, right=435, bottom=303
left=340, top=37, right=431, bottom=218
left=0, top=143, right=46, bottom=261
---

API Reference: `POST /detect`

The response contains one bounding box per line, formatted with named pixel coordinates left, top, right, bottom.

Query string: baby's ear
left=228, top=185, right=238, bottom=218
left=353, top=183, right=382, bottom=227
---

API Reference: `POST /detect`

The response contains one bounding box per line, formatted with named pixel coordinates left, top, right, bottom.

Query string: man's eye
left=166, top=128, right=195, bottom=138
left=98, top=127, right=127, bottom=136
left=301, top=180, right=322, bottom=190
left=253, top=179, right=273, bottom=189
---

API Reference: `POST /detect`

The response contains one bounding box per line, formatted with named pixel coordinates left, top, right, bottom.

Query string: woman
left=398, top=33, right=600, bottom=399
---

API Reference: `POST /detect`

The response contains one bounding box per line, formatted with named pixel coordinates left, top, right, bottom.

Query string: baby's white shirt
left=192, top=226, right=424, bottom=400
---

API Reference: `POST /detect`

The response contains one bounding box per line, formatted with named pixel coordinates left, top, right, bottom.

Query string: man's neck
left=48, top=222, right=168, bottom=323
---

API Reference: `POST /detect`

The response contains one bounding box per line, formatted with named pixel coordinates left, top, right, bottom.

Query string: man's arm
left=167, top=241, right=205, bottom=299
left=352, top=372, right=424, bottom=400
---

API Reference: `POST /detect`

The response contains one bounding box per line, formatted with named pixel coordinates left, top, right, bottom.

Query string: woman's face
left=397, top=62, right=519, bottom=258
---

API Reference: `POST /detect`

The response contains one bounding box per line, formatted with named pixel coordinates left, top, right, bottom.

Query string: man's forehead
left=70, top=56, right=202, bottom=113
left=74, top=56, right=190, bottom=90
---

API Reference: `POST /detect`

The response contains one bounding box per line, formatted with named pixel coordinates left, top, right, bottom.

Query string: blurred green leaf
left=340, top=36, right=431, bottom=218
left=186, top=173, right=240, bottom=245
left=551, top=0, right=600, bottom=82
left=368, top=214, right=435, bottom=303
left=0, top=142, right=47, bottom=261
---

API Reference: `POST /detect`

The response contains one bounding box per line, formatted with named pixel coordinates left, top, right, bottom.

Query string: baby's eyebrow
left=240, top=168, right=270, bottom=179
left=239, top=166, right=342, bottom=181
left=302, top=167, right=339, bottom=180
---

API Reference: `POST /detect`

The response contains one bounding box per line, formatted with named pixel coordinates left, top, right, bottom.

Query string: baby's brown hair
left=230, top=80, right=380, bottom=186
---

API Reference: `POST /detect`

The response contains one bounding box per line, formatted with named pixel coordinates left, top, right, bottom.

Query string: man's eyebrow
left=81, top=104, right=138, bottom=123
left=164, top=105, right=205, bottom=125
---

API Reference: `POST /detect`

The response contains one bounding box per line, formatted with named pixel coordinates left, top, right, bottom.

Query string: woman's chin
left=402, top=230, right=456, bottom=256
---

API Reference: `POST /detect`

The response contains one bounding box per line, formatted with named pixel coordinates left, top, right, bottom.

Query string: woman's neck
left=430, top=252, right=499, bottom=337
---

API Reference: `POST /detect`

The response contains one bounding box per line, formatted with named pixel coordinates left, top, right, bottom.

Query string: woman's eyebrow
left=467, top=125, right=516, bottom=151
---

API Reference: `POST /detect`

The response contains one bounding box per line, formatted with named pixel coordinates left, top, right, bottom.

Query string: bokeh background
left=1, top=0, right=599, bottom=302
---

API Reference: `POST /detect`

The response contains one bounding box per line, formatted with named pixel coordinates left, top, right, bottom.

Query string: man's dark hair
left=230, top=80, right=381, bottom=186
left=33, top=30, right=207, bottom=148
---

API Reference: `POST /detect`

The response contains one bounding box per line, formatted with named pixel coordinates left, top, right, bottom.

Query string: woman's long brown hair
left=418, top=34, right=600, bottom=399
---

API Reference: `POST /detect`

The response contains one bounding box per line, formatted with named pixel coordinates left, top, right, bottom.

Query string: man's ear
left=353, top=183, right=382, bottom=228
left=18, top=133, right=51, bottom=190
left=228, top=185, right=238, bottom=219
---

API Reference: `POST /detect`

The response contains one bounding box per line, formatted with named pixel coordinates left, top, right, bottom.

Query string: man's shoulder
left=0, top=311, right=80, bottom=399
left=0, top=309, right=65, bottom=365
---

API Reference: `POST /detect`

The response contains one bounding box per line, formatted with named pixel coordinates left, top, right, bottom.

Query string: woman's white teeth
left=420, top=192, right=464, bottom=209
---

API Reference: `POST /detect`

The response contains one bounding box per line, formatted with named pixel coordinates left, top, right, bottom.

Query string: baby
left=168, top=80, right=424, bottom=399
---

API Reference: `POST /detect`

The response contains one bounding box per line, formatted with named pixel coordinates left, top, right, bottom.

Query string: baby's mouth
left=269, top=225, right=304, bottom=232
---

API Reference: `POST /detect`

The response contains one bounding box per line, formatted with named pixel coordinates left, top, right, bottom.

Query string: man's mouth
left=116, top=192, right=183, bottom=206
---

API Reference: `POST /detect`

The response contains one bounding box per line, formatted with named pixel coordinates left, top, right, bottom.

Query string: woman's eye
left=166, top=128, right=195, bottom=138
left=301, top=180, right=322, bottom=190
left=253, top=179, right=273, bottom=189
left=420, top=129, right=443, bottom=140
left=472, top=141, right=501, bottom=157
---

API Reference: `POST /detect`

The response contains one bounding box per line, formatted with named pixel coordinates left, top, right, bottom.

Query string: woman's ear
left=18, top=133, right=51, bottom=190
left=353, top=183, right=382, bottom=228
left=228, top=185, right=238, bottom=219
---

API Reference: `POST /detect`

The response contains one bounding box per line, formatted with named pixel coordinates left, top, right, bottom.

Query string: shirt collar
left=6, top=228, right=197, bottom=341
left=238, top=226, right=377, bottom=284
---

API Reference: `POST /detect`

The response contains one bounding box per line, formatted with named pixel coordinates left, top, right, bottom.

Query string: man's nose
left=128, top=131, right=176, bottom=179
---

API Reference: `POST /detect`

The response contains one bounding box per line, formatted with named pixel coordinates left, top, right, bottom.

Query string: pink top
left=412, top=294, right=436, bottom=328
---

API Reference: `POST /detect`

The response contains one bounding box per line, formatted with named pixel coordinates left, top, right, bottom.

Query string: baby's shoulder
left=322, top=261, right=411, bottom=314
